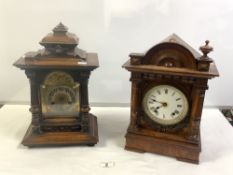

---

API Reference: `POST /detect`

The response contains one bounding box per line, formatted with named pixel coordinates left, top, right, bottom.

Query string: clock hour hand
left=150, top=99, right=163, bottom=104
left=150, top=99, right=167, bottom=107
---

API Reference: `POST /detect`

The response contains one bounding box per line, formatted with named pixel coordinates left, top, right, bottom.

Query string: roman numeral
left=164, top=88, right=168, bottom=94
left=149, top=100, right=153, bottom=104
left=157, top=90, right=161, bottom=95
left=171, top=110, right=179, bottom=116
left=163, top=114, right=165, bottom=118
left=172, top=92, right=175, bottom=96
left=149, top=98, right=156, bottom=104
left=150, top=107, right=158, bottom=114
left=176, top=98, right=181, bottom=101
left=150, top=107, right=155, bottom=110
left=177, top=105, right=182, bottom=108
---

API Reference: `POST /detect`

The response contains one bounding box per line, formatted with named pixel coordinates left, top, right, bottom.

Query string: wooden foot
left=176, top=157, right=199, bottom=164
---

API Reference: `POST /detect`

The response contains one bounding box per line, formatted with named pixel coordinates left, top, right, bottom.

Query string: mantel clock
left=122, top=34, right=219, bottom=163
left=14, top=23, right=99, bottom=147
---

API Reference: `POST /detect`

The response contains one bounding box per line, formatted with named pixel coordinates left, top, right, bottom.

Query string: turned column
left=187, top=78, right=208, bottom=142
left=25, top=70, right=42, bottom=133
left=128, top=72, right=141, bottom=130
left=80, top=71, right=91, bottom=132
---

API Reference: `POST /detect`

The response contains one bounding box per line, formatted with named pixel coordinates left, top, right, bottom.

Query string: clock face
left=46, top=86, right=76, bottom=111
left=41, top=71, right=80, bottom=117
left=143, top=85, right=189, bottom=126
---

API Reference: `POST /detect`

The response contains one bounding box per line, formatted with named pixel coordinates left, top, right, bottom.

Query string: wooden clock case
left=14, top=23, right=99, bottom=147
left=122, top=34, right=219, bottom=163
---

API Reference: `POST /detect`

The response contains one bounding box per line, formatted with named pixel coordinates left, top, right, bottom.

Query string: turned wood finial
left=53, top=22, right=68, bottom=34
left=199, top=40, right=213, bottom=59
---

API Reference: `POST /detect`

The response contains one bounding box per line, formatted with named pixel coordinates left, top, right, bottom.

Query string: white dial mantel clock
left=122, top=34, right=219, bottom=163
left=14, top=23, right=99, bottom=147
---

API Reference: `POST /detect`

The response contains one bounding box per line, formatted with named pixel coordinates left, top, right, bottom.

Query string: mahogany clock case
left=123, top=34, right=219, bottom=164
left=14, top=23, right=99, bottom=147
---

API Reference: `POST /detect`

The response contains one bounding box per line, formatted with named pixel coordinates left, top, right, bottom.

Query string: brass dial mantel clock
left=122, top=34, right=219, bottom=164
left=14, top=23, right=99, bottom=147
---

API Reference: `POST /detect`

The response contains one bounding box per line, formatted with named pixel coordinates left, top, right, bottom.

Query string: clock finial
left=199, top=40, right=213, bottom=59
left=39, top=23, right=80, bottom=56
left=53, top=22, right=68, bottom=34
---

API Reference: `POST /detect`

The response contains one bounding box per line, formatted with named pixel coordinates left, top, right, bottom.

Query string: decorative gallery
left=122, top=34, right=219, bottom=163
left=14, top=23, right=99, bottom=147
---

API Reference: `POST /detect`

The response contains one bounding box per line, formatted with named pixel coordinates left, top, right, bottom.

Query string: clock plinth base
left=125, top=145, right=145, bottom=153
left=22, top=114, right=98, bottom=147
left=125, top=132, right=200, bottom=164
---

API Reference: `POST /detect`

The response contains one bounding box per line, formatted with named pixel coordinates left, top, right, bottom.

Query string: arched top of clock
left=124, top=34, right=219, bottom=77
left=142, top=42, right=196, bottom=69
left=131, top=33, right=201, bottom=69
left=43, top=71, right=75, bottom=86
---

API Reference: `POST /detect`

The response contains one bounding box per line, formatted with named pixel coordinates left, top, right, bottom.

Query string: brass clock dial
left=41, top=71, right=80, bottom=116
left=47, top=86, right=76, bottom=111
left=143, top=85, right=189, bottom=126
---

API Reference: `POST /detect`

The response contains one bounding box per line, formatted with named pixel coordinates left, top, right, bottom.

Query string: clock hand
left=150, top=99, right=167, bottom=107
left=150, top=99, right=163, bottom=104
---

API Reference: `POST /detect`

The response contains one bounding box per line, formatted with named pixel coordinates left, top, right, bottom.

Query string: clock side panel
left=186, top=78, right=209, bottom=143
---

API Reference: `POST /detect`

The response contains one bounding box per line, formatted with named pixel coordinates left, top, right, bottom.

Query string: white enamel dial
left=143, top=85, right=189, bottom=126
